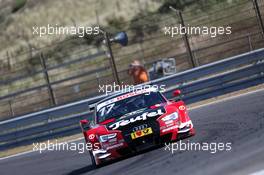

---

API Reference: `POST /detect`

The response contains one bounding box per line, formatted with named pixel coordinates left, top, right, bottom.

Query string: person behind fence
left=128, top=60, right=149, bottom=85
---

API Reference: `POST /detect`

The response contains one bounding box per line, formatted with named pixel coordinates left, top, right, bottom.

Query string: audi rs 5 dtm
left=80, top=87, right=195, bottom=167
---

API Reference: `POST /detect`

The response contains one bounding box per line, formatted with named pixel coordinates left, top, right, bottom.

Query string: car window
left=96, top=91, right=166, bottom=123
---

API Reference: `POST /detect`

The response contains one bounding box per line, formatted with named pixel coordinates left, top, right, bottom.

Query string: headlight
left=99, top=133, right=117, bottom=143
left=161, top=112, right=179, bottom=121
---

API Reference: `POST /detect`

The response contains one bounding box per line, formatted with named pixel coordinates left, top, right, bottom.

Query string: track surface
left=1, top=89, right=264, bottom=175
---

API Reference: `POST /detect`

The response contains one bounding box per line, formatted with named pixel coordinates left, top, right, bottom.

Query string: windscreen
left=96, top=91, right=166, bottom=123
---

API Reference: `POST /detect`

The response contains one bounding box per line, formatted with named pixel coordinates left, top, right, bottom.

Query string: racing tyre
left=89, top=151, right=98, bottom=168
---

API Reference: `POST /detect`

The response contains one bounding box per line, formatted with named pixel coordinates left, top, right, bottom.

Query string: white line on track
left=1, top=87, right=264, bottom=161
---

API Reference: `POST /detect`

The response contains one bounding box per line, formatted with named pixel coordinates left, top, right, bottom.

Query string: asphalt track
left=1, top=89, right=264, bottom=175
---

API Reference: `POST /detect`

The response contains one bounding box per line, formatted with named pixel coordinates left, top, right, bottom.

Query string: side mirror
left=173, top=89, right=181, bottom=97
left=89, top=104, right=96, bottom=111
left=80, top=119, right=90, bottom=131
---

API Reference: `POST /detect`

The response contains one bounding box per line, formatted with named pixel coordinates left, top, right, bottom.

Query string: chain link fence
left=0, top=0, right=263, bottom=120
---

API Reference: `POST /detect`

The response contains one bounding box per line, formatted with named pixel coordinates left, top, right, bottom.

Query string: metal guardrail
left=0, top=48, right=264, bottom=150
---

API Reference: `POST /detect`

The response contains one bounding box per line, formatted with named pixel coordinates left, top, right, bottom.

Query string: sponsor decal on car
left=104, top=142, right=124, bottom=150
left=108, top=108, right=165, bottom=130
left=89, top=134, right=95, bottom=140
left=179, top=105, right=186, bottom=110
left=131, top=127, right=153, bottom=139
left=161, top=125, right=178, bottom=133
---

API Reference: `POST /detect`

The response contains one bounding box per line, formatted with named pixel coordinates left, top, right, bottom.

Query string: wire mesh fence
left=0, top=0, right=263, bottom=120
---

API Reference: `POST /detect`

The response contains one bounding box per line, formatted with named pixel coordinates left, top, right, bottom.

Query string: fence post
left=96, top=72, right=100, bottom=87
left=247, top=35, right=253, bottom=51
left=170, top=7, right=197, bottom=68
left=39, top=52, right=56, bottom=106
left=104, top=32, right=121, bottom=85
left=139, top=41, right=145, bottom=61
left=95, top=9, right=100, bottom=26
left=252, top=0, right=264, bottom=37
left=8, top=100, right=14, bottom=117
left=6, top=51, right=11, bottom=70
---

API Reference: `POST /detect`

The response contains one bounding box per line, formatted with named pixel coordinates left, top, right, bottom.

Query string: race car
left=80, top=87, right=195, bottom=167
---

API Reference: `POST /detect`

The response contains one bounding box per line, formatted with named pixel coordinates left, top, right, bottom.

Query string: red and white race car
left=80, top=87, right=195, bottom=167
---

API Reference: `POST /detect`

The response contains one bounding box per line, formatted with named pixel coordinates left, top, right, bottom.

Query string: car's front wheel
left=89, top=151, right=99, bottom=168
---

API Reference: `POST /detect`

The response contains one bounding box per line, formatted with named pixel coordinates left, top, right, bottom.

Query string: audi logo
left=133, top=124, right=148, bottom=131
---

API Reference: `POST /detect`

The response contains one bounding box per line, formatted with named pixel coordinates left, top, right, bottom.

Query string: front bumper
left=92, top=120, right=195, bottom=163
left=160, top=120, right=195, bottom=140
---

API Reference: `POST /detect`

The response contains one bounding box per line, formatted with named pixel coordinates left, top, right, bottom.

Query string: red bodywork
left=80, top=90, right=195, bottom=166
